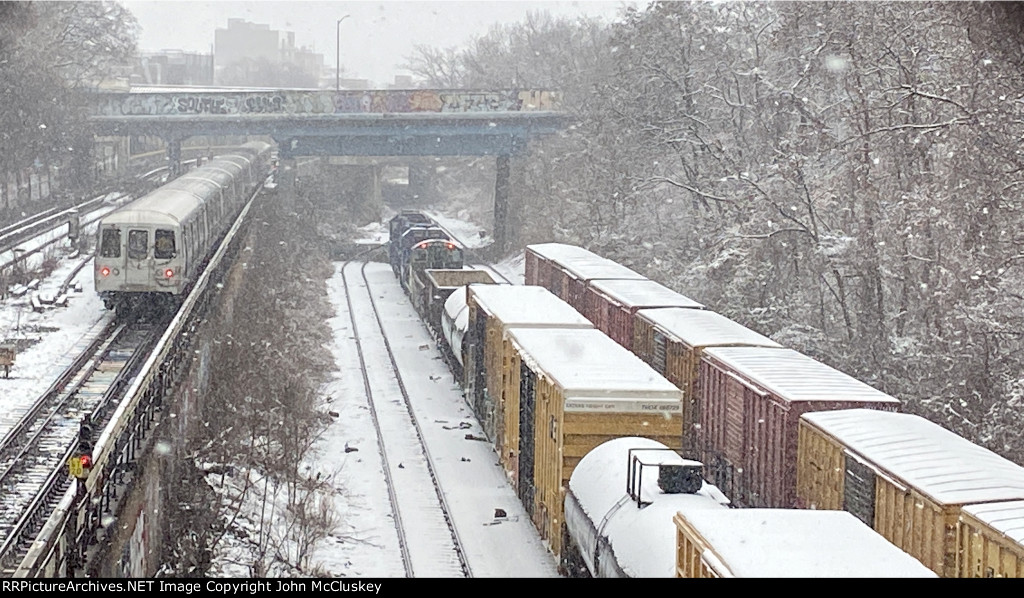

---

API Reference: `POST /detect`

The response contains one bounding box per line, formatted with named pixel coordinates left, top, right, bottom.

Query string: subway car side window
left=100, top=228, right=121, bottom=258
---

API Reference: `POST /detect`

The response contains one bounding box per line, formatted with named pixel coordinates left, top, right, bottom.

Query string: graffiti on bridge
left=95, top=90, right=560, bottom=117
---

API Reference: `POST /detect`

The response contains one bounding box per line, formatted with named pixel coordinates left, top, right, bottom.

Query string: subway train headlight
left=100, top=267, right=111, bottom=277
left=164, top=268, right=175, bottom=279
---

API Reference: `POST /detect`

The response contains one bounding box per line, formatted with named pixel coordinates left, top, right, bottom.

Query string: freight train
left=387, top=220, right=1024, bottom=577
left=95, top=141, right=274, bottom=313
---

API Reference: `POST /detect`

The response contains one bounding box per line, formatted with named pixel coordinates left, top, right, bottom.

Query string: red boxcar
left=583, top=278, right=703, bottom=351
left=524, top=243, right=645, bottom=314
left=698, top=346, right=900, bottom=509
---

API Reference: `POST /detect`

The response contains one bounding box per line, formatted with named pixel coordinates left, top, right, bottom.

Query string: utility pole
left=336, top=15, right=350, bottom=91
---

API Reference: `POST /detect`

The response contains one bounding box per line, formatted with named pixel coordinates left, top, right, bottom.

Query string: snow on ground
left=0, top=202, right=556, bottom=577
left=0, top=241, right=109, bottom=440
left=309, top=262, right=558, bottom=577
left=426, top=210, right=492, bottom=249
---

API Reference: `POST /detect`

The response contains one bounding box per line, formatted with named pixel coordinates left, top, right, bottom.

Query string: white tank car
left=441, top=285, right=469, bottom=367
left=95, top=142, right=272, bottom=311
left=562, top=436, right=730, bottom=578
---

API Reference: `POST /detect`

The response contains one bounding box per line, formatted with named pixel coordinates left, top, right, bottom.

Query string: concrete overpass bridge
left=88, top=88, right=568, bottom=250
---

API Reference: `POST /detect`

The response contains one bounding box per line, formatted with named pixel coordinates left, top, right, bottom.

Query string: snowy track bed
left=340, top=261, right=468, bottom=578
left=357, top=261, right=559, bottom=577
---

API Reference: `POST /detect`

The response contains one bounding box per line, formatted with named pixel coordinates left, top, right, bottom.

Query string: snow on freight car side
left=583, top=278, right=703, bottom=352
left=502, top=327, right=683, bottom=559
left=798, top=409, right=1024, bottom=577
left=674, top=508, right=936, bottom=578
left=632, top=308, right=783, bottom=455
left=463, top=284, right=594, bottom=462
left=698, top=347, right=899, bottom=510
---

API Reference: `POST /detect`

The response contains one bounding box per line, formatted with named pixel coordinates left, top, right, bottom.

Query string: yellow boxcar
left=958, top=501, right=1024, bottom=577
left=632, top=308, right=781, bottom=455
left=797, top=409, right=1024, bottom=577
left=503, top=327, right=683, bottom=559
left=464, top=285, right=593, bottom=462
left=673, top=508, right=937, bottom=578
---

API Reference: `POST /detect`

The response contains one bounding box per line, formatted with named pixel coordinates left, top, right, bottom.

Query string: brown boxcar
left=502, top=327, right=683, bottom=559
left=673, top=508, right=936, bottom=578
left=523, top=243, right=645, bottom=314
left=632, top=308, right=782, bottom=456
left=583, top=278, right=703, bottom=352
left=698, top=347, right=899, bottom=509
left=463, top=284, right=593, bottom=459
left=796, top=409, right=1024, bottom=577
left=958, top=501, right=1024, bottom=577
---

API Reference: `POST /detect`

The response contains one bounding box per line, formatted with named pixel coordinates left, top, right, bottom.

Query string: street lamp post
left=336, top=15, right=350, bottom=91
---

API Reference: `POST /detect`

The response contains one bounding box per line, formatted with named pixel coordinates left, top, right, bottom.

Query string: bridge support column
left=278, top=158, right=297, bottom=208
left=166, top=138, right=182, bottom=178
left=494, top=154, right=511, bottom=255
left=70, top=134, right=95, bottom=192
left=408, top=164, right=436, bottom=204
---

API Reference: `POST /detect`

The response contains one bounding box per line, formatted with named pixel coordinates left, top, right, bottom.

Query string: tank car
left=94, top=141, right=273, bottom=313
left=561, top=436, right=730, bottom=578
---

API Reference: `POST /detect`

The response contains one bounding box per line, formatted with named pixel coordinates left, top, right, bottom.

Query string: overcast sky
left=120, top=1, right=639, bottom=86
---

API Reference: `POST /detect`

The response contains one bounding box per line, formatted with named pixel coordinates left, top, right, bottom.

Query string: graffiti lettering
left=176, top=96, right=230, bottom=114
left=244, top=95, right=285, bottom=113
left=439, top=93, right=520, bottom=113
left=95, top=89, right=560, bottom=117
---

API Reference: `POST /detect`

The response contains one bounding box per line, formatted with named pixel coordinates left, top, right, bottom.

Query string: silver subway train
left=94, top=141, right=274, bottom=312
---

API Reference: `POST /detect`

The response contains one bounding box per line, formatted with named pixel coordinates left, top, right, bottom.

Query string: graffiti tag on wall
left=94, top=89, right=561, bottom=117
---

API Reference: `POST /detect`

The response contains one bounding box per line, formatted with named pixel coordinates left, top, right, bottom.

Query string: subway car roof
left=802, top=409, right=1024, bottom=505
left=102, top=152, right=258, bottom=225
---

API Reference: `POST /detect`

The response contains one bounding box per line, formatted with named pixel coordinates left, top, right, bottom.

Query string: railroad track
left=0, top=162, right=192, bottom=276
left=0, top=314, right=164, bottom=573
left=340, top=260, right=470, bottom=578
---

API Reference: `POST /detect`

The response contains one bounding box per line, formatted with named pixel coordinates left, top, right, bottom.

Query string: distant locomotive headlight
left=113, top=268, right=119, bottom=276
left=100, top=267, right=111, bottom=277
left=164, top=268, right=175, bottom=279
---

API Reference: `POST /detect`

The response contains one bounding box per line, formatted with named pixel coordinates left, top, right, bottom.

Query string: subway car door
left=125, top=228, right=151, bottom=287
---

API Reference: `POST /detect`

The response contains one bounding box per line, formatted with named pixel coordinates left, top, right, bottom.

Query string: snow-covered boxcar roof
left=636, top=308, right=782, bottom=349
left=526, top=243, right=646, bottom=281
left=507, top=328, right=681, bottom=412
left=588, top=278, right=704, bottom=310
left=802, top=410, right=1024, bottom=505
left=527, top=242, right=601, bottom=262
left=961, top=500, right=1024, bottom=545
left=701, top=347, right=898, bottom=405
left=680, top=508, right=937, bottom=577
left=469, top=285, right=592, bottom=329
left=567, top=437, right=728, bottom=577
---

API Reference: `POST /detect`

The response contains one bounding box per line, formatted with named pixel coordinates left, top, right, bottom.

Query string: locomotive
left=95, top=141, right=273, bottom=313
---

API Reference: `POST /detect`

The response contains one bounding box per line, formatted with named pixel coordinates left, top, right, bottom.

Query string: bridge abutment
left=408, top=164, right=437, bottom=204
